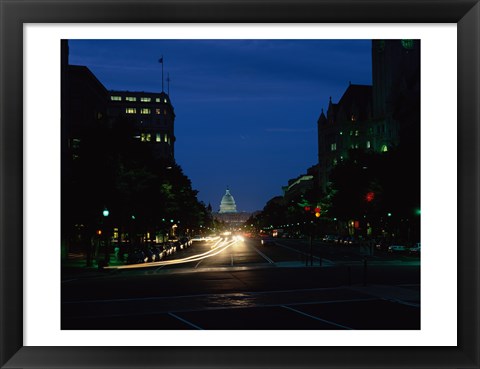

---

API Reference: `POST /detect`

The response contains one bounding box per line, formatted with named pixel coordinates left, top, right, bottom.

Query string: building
left=282, top=165, right=319, bottom=202
left=214, top=189, right=251, bottom=227
left=316, top=39, right=420, bottom=192
left=317, top=83, right=373, bottom=192
left=219, top=188, right=237, bottom=213
left=108, top=90, right=176, bottom=162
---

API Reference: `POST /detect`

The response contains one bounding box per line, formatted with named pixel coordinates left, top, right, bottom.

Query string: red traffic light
left=304, top=206, right=311, bottom=212
left=314, top=207, right=321, bottom=213
left=365, top=192, right=375, bottom=202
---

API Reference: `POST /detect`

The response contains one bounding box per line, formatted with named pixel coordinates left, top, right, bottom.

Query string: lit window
left=164, top=134, right=168, bottom=143
left=339, top=131, right=343, bottom=135
left=126, top=108, right=136, bottom=114
left=401, top=39, right=414, bottom=49
left=381, top=145, right=388, bottom=152
left=331, top=143, right=337, bottom=152
left=141, top=108, right=151, bottom=114
left=156, top=109, right=161, bottom=115
left=168, top=137, right=171, bottom=145
left=141, top=97, right=151, bottom=102
left=355, top=144, right=359, bottom=149
left=351, top=114, right=356, bottom=122
left=156, top=98, right=161, bottom=102
left=141, top=133, right=151, bottom=142
left=111, top=96, right=122, bottom=101
left=164, top=98, right=167, bottom=103
left=71, top=138, right=81, bottom=149
left=366, top=141, right=371, bottom=149
left=355, top=130, right=359, bottom=136
left=350, top=131, right=353, bottom=136
left=126, top=96, right=137, bottom=102
left=156, top=133, right=161, bottom=142
left=333, top=158, right=338, bottom=165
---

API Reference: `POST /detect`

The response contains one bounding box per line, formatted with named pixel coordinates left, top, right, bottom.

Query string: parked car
left=148, top=246, right=163, bottom=261
left=261, top=237, right=275, bottom=246
left=388, top=245, right=407, bottom=253
left=126, top=249, right=147, bottom=264
left=162, top=243, right=174, bottom=256
left=341, top=236, right=355, bottom=245
left=375, top=240, right=390, bottom=251
left=322, top=235, right=337, bottom=243
left=409, top=243, right=421, bottom=255
left=179, top=237, right=191, bottom=249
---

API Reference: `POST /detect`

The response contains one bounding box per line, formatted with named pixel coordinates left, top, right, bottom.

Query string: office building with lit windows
left=108, top=90, right=176, bottom=162
left=316, top=39, right=420, bottom=192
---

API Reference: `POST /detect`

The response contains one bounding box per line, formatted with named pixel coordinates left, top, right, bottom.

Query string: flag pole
left=161, top=55, right=164, bottom=92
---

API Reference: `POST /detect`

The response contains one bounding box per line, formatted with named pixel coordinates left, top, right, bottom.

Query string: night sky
left=68, top=39, right=372, bottom=212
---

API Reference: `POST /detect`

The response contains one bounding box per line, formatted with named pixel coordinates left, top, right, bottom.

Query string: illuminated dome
left=219, top=189, right=237, bottom=213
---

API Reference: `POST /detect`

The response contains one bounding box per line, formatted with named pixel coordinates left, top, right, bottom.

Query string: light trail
left=104, top=237, right=239, bottom=270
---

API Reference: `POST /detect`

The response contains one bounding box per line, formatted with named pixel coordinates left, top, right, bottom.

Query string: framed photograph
left=1, top=0, right=478, bottom=368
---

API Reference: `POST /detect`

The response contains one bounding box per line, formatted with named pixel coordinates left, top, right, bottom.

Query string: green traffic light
left=103, top=209, right=109, bottom=217
left=387, top=212, right=392, bottom=217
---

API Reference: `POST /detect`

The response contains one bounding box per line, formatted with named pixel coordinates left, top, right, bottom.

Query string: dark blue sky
left=68, top=39, right=372, bottom=212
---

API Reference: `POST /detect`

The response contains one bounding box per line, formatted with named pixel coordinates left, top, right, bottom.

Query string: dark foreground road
left=62, top=237, right=420, bottom=330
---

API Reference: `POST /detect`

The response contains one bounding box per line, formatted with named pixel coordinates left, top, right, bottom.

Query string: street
left=62, top=237, right=420, bottom=330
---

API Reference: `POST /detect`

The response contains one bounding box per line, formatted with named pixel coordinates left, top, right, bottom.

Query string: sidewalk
left=61, top=253, right=125, bottom=280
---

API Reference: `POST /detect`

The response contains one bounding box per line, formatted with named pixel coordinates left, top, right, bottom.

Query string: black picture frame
left=1, top=0, right=478, bottom=368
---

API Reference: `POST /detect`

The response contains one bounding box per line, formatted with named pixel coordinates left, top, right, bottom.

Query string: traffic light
left=305, top=205, right=321, bottom=218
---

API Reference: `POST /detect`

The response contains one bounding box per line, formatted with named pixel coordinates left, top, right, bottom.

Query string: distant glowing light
left=365, top=192, right=375, bottom=202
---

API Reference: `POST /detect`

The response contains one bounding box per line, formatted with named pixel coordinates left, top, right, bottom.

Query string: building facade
left=219, top=188, right=237, bottom=213
left=316, top=39, right=420, bottom=192
left=214, top=189, right=251, bottom=227
left=108, top=90, right=176, bottom=162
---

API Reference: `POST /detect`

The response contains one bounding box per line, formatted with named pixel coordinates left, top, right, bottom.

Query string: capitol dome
left=219, top=188, right=237, bottom=213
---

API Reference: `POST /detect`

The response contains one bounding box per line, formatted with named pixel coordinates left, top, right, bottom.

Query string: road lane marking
left=168, top=313, right=203, bottom=330
left=194, top=259, right=204, bottom=269
left=281, top=305, right=353, bottom=330
left=251, top=245, right=275, bottom=264
left=382, top=298, right=420, bottom=308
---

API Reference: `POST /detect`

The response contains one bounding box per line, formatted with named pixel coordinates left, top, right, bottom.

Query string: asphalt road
left=62, top=237, right=420, bottom=330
